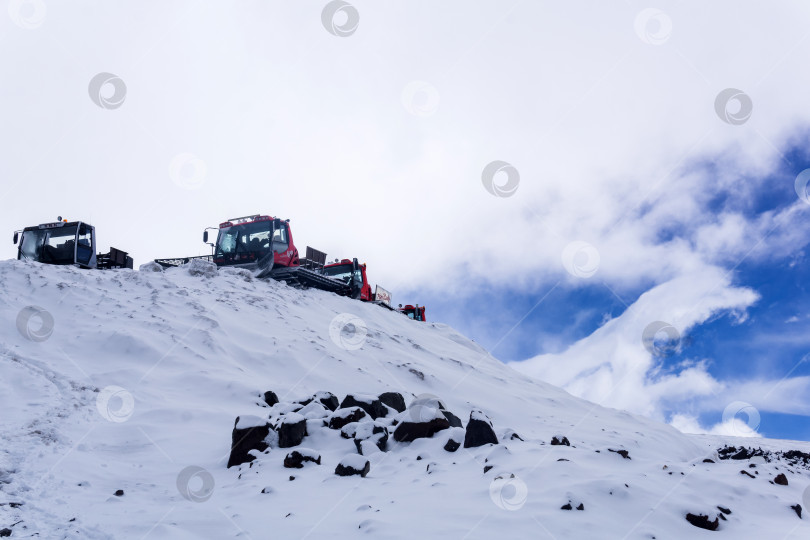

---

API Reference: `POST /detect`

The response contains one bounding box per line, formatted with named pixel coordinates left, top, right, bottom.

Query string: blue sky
left=417, top=143, right=810, bottom=441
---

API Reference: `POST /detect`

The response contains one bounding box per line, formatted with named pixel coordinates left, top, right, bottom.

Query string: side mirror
left=203, top=231, right=208, bottom=243
left=13, top=232, right=19, bottom=244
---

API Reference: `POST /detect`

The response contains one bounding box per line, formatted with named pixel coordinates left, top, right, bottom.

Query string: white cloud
left=670, top=414, right=761, bottom=438
left=512, top=266, right=760, bottom=419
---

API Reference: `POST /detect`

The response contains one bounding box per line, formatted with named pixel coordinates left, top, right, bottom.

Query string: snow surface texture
left=0, top=259, right=808, bottom=539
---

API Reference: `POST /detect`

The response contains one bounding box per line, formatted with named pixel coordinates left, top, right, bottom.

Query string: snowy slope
left=0, top=259, right=808, bottom=539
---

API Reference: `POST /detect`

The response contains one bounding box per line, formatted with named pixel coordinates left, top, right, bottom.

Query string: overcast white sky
left=3, top=1, right=810, bottom=436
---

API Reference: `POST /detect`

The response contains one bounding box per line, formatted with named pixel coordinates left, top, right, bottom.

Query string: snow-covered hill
left=0, top=259, right=808, bottom=539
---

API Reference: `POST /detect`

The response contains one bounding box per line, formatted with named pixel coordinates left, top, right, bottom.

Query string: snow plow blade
left=154, top=255, right=213, bottom=269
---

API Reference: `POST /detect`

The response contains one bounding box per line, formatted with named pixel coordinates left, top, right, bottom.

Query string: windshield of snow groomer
left=19, top=226, right=78, bottom=264
left=322, top=263, right=361, bottom=284
left=214, top=220, right=272, bottom=257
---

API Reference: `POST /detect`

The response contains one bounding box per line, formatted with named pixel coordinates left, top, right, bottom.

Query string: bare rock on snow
left=608, top=448, right=631, bottom=460
left=228, top=415, right=271, bottom=468
left=443, top=427, right=465, bottom=453
left=378, top=392, right=406, bottom=413
left=441, top=410, right=463, bottom=428
left=551, top=436, right=570, bottom=446
left=352, top=423, right=389, bottom=454
left=298, top=391, right=339, bottom=412
left=335, top=455, right=370, bottom=478
left=685, top=513, right=720, bottom=531
left=393, top=415, right=451, bottom=443
left=774, top=473, right=789, bottom=486
left=284, top=449, right=322, bottom=468
left=277, top=413, right=308, bottom=448
left=263, top=391, right=279, bottom=407
left=328, top=407, right=368, bottom=430
left=464, top=411, right=498, bottom=448
left=791, top=504, right=802, bottom=518
left=340, top=394, right=387, bottom=419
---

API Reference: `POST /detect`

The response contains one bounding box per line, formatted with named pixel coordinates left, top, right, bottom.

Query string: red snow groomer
left=322, top=258, right=393, bottom=307
left=156, top=214, right=363, bottom=297
left=398, top=304, right=426, bottom=322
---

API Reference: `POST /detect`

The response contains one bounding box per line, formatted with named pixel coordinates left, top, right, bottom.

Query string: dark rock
left=703, top=459, right=715, bottom=463
left=508, top=431, right=524, bottom=441
left=441, top=410, right=463, bottom=428
left=551, top=436, right=570, bottom=446
left=328, top=407, right=367, bottom=430
left=318, top=392, right=340, bottom=411
left=353, top=424, right=389, bottom=454
left=261, top=486, right=273, bottom=494
left=340, top=395, right=386, bottom=419
left=717, top=506, right=731, bottom=515
left=740, top=470, right=755, bottom=479
left=561, top=503, right=573, bottom=510
left=464, top=411, right=498, bottom=448
left=0, top=529, right=10, bottom=537
left=227, top=416, right=271, bottom=468
left=335, top=458, right=370, bottom=478
left=277, top=415, right=307, bottom=448
left=685, top=513, right=719, bottom=531
left=717, top=446, right=767, bottom=461
left=288, top=476, right=295, bottom=481
left=393, top=417, right=451, bottom=442
left=263, top=391, right=279, bottom=407
left=444, top=438, right=461, bottom=452
left=608, top=449, right=631, bottom=460
left=114, top=489, right=124, bottom=497
left=774, top=473, right=788, bottom=486
left=283, top=450, right=321, bottom=468
left=378, top=392, right=406, bottom=413
left=300, top=391, right=339, bottom=411
left=483, top=465, right=493, bottom=473
left=576, top=503, right=584, bottom=511
left=557, top=458, right=570, bottom=462
left=791, top=504, right=802, bottom=518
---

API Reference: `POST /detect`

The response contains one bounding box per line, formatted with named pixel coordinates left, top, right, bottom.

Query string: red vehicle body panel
left=212, top=215, right=299, bottom=269
left=323, top=259, right=372, bottom=301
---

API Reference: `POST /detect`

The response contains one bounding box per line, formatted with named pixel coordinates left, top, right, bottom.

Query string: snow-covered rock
left=335, top=455, right=370, bottom=478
